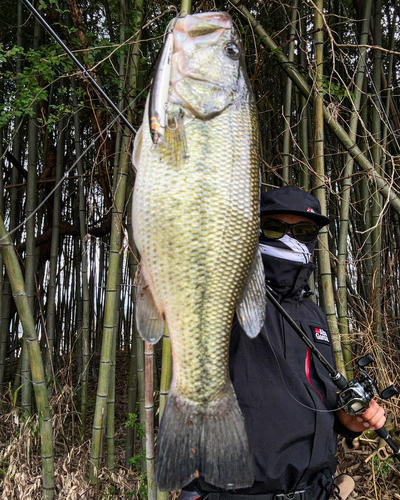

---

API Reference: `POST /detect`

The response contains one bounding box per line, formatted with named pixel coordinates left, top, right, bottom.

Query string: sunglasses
left=261, top=218, right=320, bottom=243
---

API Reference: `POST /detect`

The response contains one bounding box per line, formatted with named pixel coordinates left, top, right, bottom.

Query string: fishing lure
left=148, top=19, right=177, bottom=146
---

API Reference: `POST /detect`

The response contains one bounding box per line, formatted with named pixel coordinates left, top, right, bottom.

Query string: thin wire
left=0, top=85, right=150, bottom=243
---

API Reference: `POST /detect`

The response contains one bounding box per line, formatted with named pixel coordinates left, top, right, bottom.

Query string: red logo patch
left=313, top=327, right=330, bottom=344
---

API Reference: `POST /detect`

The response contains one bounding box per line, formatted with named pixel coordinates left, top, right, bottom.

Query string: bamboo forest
left=0, top=0, right=399, bottom=498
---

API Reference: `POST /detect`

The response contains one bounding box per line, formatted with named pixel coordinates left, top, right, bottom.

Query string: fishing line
left=264, top=329, right=348, bottom=414
left=20, top=0, right=137, bottom=136
left=0, top=85, right=150, bottom=244
left=6, top=1, right=179, bottom=244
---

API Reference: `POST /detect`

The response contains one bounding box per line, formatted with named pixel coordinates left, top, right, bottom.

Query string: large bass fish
left=132, top=12, right=266, bottom=491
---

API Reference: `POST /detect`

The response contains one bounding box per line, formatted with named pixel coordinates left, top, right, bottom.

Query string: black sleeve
left=179, top=481, right=202, bottom=498
left=333, top=415, right=362, bottom=440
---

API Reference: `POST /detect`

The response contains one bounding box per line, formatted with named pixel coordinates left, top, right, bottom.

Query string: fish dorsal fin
left=135, top=265, right=165, bottom=344
left=236, top=248, right=266, bottom=338
left=132, top=124, right=144, bottom=172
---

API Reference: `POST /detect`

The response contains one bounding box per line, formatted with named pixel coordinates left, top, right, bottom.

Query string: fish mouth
left=176, top=12, right=234, bottom=37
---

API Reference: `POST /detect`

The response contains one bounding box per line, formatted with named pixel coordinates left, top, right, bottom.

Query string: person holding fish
left=131, top=10, right=385, bottom=500
left=178, top=185, right=386, bottom=500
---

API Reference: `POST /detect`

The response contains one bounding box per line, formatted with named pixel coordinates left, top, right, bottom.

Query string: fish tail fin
left=156, top=387, right=254, bottom=491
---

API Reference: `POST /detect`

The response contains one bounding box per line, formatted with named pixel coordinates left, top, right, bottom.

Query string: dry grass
left=0, top=343, right=399, bottom=499
left=338, top=319, right=400, bottom=498
left=0, top=354, right=144, bottom=499
left=0, top=419, right=141, bottom=499
left=2, top=408, right=399, bottom=499
left=0, top=407, right=142, bottom=500
left=337, top=434, right=400, bottom=499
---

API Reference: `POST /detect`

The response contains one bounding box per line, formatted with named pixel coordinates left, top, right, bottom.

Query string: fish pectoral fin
left=132, top=124, right=144, bottom=172
left=165, top=112, right=189, bottom=163
left=236, top=247, right=266, bottom=339
left=135, top=266, right=165, bottom=344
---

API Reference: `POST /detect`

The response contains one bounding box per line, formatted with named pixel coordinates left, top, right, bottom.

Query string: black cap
left=260, top=186, right=330, bottom=227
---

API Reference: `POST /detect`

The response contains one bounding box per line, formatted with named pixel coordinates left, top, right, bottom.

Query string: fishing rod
left=265, top=284, right=400, bottom=462
left=21, top=0, right=136, bottom=136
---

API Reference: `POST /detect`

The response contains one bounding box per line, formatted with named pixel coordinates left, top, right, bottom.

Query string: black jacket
left=228, top=256, right=338, bottom=494
left=194, top=255, right=351, bottom=497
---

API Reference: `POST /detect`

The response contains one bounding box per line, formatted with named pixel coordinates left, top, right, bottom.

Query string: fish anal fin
left=135, top=266, right=165, bottom=344
left=236, top=248, right=266, bottom=339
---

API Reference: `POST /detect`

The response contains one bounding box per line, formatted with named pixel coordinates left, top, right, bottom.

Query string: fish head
left=169, top=12, right=248, bottom=119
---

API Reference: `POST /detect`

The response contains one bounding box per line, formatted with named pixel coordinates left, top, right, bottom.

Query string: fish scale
left=132, top=11, right=266, bottom=491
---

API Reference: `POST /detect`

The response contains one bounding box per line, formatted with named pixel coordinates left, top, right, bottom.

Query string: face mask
left=259, top=233, right=316, bottom=264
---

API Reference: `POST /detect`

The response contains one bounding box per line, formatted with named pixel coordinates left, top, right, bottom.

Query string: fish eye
left=224, top=42, right=240, bottom=60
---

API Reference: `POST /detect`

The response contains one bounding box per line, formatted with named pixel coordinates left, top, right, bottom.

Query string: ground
left=0, top=352, right=399, bottom=499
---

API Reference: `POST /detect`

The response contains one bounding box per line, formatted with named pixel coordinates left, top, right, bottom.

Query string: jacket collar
left=261, top=254, right=314, bottom=300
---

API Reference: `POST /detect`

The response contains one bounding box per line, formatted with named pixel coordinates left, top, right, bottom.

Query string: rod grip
left=375, top=426, right=400, bottom=460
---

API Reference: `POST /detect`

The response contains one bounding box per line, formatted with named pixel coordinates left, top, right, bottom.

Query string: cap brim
left=260, top=209, right=330, bottom=227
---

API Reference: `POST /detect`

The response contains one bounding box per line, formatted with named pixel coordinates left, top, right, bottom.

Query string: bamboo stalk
left=282, top=0, right=298, bottom=183
left=230, top=0, right=400, bottom=215
left=180, top=0, right=191, bottom=16
left=157, top=324, right=173, bottom=500
left=124, top=0, right=146, bottom=470
left=126, top=331, right=138, bottom=465
left=0, top=216, right=54, bottom=499
left=382, top=8, right=396, bottom=156
left=126, top=194, right=139, bottom=465
left=337, top=0, right=372, bottom=379
left=381, top=11, right=397, bottom=338
left=106, top=309, right=117, bottom=471
left=73, top=203, right=83, bottom=381
left=89, top=130, right=132, bottom=484
left=14, top=0, right=31, bottom=413
left=22, top=100, right=39, bottom=413
left=136, top=314, right=146, bottom=463
left=106, top=253, right=123, bottom=470
left=45, top=83, right=66, bottom=393
left=371, top=0, right=383, bottom=346
left=312, top=0, right=345, bottom=374
left=25, top=107, right=38, bottom=315
left=103, top=0, right=133, bottom=460
left=69, top=74, right=91, bottom=420
left=145, top=342, right=157, bottom=500
left=298, top=9, right=310, bottom=192
left=159, top=324, right=172, bottom=420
